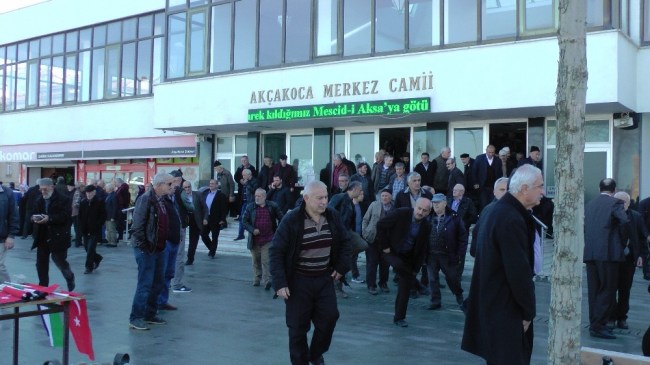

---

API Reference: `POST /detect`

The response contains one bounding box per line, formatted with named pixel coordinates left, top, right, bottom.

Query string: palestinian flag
left=39, top=306, right=64, bottom=347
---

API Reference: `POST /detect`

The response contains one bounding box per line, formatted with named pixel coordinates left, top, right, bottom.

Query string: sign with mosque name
left=248, top=97, right=430, bottom=122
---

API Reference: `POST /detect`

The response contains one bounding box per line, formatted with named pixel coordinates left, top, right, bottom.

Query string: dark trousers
left=200, top=222, right=220, bottom=255
left=427, top=254, right=463, bottom=305
left=36, top=244, right=75, bottom=291
left=73, top=216, right=82, bottom=246
left=82, top=234, right=103, bottom=271
left=612, top=259, right=636, bottom=321
left=644, top=252, right=650, bottom=279
left=383, top=252, right=415, bottom=321
left=285, top=273, right=339, bottom=365
left=117, top=211, right=126, bottom=240
left=479, top=187, right=494, bottom=212
left=186, top=217, right=208, bottom=262
left=586, top=261, right=619, bottom=331
left=365, top=244, right=389, bottom=288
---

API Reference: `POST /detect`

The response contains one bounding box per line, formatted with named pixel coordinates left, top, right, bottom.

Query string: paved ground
left=2, top=220, right=649, bottom=365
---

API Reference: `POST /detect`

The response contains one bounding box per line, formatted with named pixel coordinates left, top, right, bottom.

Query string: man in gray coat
left=584, top=178, right=629, bottom=339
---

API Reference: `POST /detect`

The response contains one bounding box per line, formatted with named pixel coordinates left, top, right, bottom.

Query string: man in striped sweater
left=270, top=180, right=352, bottom=365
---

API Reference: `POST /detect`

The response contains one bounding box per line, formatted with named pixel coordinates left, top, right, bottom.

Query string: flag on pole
left=69, top=298, right=95, bottom=361
left=39, top=306, right=64, bottom=347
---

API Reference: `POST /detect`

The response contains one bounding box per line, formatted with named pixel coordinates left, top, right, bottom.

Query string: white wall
left=154, top=31, right=634, bottom=130
left=0, top=98, right=168, bottom=146
left=0, top=0, right=164, bottom=45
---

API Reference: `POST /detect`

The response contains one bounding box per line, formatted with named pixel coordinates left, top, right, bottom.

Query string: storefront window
left=234, top=0, right=256, bottom=69
left=286, top=0, right=312, bottom=63
left=350, top=132, right=375, bottom=166
left=585, top=119, right=609, bottom=143
left=482, top=0, right=516, bottom=40
left=334, top=130, right=345, bottom=155
left=444, top=0, right=477, bottom=44
left=451, top=127, right=484, bottom=160
left=375, top=0, right=405, bottom=53
left=259, top=0, right=283, bottom=67
left=235, top=135, right=248, bottom=154
left=290, top=135, right=314, bottom=186
left=316, top=0, right=339, bottom=56
left=211, top=3, right=232, bottom=72
left=343, top=0, right=371, bottom=56
left=217, top=136, right=233, bottom=153
left=414, top=126, right=448, bottom=161
left=409, top=0, right=440, bottom=48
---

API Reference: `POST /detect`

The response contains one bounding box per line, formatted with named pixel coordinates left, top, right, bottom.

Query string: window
left=66, top=31, right=78, bottom=52
left=153, top=38, right=163, bottom=85
left=105, top=46, right=120, bottom=98
left=40, top=37, right=52, bottom=57
left=217, top=136, right=233, bottom=153
left=91, top=48, right=105, bottom=100
left=410, top=0, right=440, bottom=48
left=123, top=19, right=137, bottom=41
left=79, top=29, right=92, bottom=50
left=316, top=0, right=339, bottom=56
left=51, top=56, right=64, bottom=105
left=27, top=61, right=38, bottom=107
left=285, top=0, right=311, bottom=63
left=586, top=0, right=604, bottom=27
left=188, top=10, right=208, bottom=74
left=375, top=0, right=405, bottom=53
left=29, top=39, right=40, bottom=59
left=444, top=0, right=478, bottom=44
left=121, top=43, right=136, bottom=96
left=482, top=0, right=516, bottom=40
left=644, top=0, right=650, bottom=42
left=350, top=132, right=375, bottom=165
left=167, top=13, right=186, bottom=78
left=521, top=0, right=556, bottom=34
left=64, top=54, right=77, bottom=102
left=210, top=3, right=232, bottom=72
left=137, top=40, right=152, bottom=94
left=235, top=135, right=248, bottom=154
left=15, top=62, right=26, bottom=109
left=107, top=21, right=122, bottom=44
left=5, top=64, right=15, bottom=110
left=94, top=25, right=107, bottom=47
left=38, top=59, right=50, bottom=106
left=259, top=0, right=283, bottom=67
left=52, top=34, right=65, bottom=54
left=234, top=0, right=256, bottom=70
left=343, top=0, right=371, bottom=56
left=78, top=50, right=91, bottom=102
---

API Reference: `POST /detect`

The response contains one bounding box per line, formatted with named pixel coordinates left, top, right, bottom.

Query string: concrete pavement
left=2, top=221, right=649, bottom=364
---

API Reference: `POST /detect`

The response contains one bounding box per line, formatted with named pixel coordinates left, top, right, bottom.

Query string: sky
left=0, top=0, right=49, bottom=14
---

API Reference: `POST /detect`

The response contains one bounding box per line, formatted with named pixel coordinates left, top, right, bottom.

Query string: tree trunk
left=548, top=1, right=588, bottom=364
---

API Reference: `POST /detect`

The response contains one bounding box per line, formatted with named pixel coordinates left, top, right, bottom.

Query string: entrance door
left=379, top=127, right=410, bottom=160
left=490, top=122, right=527, bottom=158
left=263, top=133, right=287, bottom=162
left=451, top=125, right=486, bottom=159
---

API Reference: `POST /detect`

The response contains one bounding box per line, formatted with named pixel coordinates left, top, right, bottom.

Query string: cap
left=460, top=153, right=469, bottom=158
left=530, top=146, right=540, bottom=153
left=380, top=187, right=392, bottom=195
left=170, top=169, right=183, bottom=178
left=279, top=154, right=288, bottom=160
left=431, top=193, right=446, bottom=202
left=213, top=160, right=222, bottom=167
left=84, top=185, right=96, bottom=193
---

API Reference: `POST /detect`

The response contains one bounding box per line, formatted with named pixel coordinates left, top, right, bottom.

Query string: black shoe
left=264, top=282, right=272, bottom=291
left=455, top=294, right=464, bottom=306
left=427, top=303, right=442, bottom=310
left=368, top=287, right=378, bottom=295
left=409, top=290, right=419, bottom=299
left=208, top=251, right=215, bottom=259
left=67, top=280, right=75, bottom=292
left=439, top=283, right=446, bottom=289
left=84, top=269, right=92, bottom=274
left=644, top=274, right=650, bottom=281
left=617, top=320, right=629, bottom=330
left=234, top=236, right=245, bottom=241
left=590, top=328, right=616, bottom=339
left=310, top=356, right=325, bottom=365
left=160, top=303, right=178, bottom=311
left=185, top=260, right=194, bottom=265
left=394, top=319, right=409, bottom=327
left=379, top=284, right=390, bottom=293
left=21, top=235, right=28, bottom=239
left=105, top=243, right=118, bottom=247
left=94, top=256, right=103, bottom=270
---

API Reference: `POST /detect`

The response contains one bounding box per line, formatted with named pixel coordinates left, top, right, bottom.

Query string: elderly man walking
left=0, top=182, right=19, bottom=283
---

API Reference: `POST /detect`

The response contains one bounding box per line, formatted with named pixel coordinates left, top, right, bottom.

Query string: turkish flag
left=69, top=298, right=95, bottom=361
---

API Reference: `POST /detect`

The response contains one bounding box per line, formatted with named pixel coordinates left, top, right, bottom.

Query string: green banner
left=248, top=97, right=430, bottom=122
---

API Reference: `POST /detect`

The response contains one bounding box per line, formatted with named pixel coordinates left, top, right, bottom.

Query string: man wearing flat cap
left=78, top=184, right=106, bottom=274
left=213, top=160, right=236, bottom=225
left=517, top=146, right=543, bottom=171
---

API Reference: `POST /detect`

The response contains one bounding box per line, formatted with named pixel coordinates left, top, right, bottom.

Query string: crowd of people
left=1, top=143, right=650, bottom=365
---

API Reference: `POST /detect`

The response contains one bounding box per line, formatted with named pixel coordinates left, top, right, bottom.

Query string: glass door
left=263, top=133, right=287, bottom=163
left=451, top=124, right=487, bottom=160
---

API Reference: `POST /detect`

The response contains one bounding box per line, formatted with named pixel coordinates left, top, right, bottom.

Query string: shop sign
left=106, top=166, right=122, bottom=171
left=0, top=150, right=37, bottom=161
left=248, top=97, right=430, bottom=122
left=36, top=151, right=83, bottom=160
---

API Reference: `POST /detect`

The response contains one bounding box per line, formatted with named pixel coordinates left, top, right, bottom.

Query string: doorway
left=379, top=127, right=410, bottom=160
left=489, top=122, right=527, bottom=158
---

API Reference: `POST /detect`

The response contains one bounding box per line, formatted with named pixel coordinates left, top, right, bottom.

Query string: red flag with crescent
left=69, top=298, right=95, bottom=360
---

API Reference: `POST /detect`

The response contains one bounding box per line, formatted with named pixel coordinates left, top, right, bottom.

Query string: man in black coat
left=269, top=181, right=351, bottom=365
left=182, top=180, right=209, bottom=265
left=377, top=198, right=432, bottom=327
left=472, top=145, right=500, bottom=211
left=447, top=183, right=477, bottom=282
left=394, top=171, right=433, bottom=209
left=31, top=178, right=75, bottom=291
left=610, top=191, right=648, bottom=330
left=446, top=158, right=465, bottom=195
left=462, top=164, right=543, bottom=365
left=201, top=179, right=228, bottom=258
left=637, top=196, right=650, bottom=280
left=78, top=185, right=106, bottom=274
left=583, top=178, right=629, bottom=339
left=267, top=175, right=292, bottom=214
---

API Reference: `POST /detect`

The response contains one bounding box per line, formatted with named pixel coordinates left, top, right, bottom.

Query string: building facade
left=1, top=0, right=649, bottom=202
